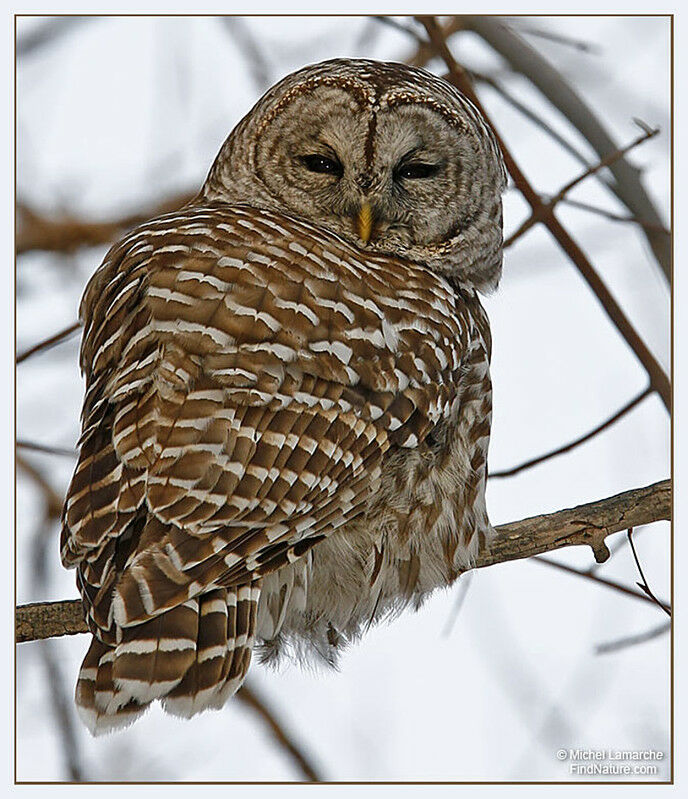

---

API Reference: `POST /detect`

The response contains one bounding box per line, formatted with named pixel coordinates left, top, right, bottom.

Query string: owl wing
left=61, top=204, right=470, bottom=637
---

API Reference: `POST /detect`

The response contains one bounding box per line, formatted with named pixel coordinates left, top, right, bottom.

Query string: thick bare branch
left=16, top=598, right=86, bottom=643
left=15, top=479, right=670, bottom=644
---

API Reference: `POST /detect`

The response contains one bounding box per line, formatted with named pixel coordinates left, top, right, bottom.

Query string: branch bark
left=15, top=479, right=670, bottom=644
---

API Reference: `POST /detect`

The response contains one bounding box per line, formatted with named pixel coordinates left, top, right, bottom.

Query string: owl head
left=201, top=58, right=507, bottom=293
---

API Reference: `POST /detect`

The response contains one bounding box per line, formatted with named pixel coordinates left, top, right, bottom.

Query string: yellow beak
left=357, top=202, right=374, bottom=244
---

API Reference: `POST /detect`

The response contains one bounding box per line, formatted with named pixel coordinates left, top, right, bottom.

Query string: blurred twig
left=219, top=18, right=271, bottom=91
left=505, top=19, right=601, bottom=54
left=19, top=450, right=85, bottom=780
left=16, top=17, right=93, bottom=58
left=15, top=479, right=671, bottom=643
left=16, top=453, right=63, bottom=518
left=441, top=570, right=473, bottom=637
left=595, top=621, right=670, bottom=655
left=17, top=440, right=76, bottom=458
left=459, top=15, right=671, bottom=283
left=36, top=641, right=84, bottom=780
left=373, top=15, right=426, bottom=44
left=489, top=385, right=652, bottom=479
left=627, top=528, right=671, bottom=616
left=417, top=16, right=670, bottom=412
left=236, top=682, right=323, bottom=781
left=16, top=321, right=81, bottom=364
left=16, top=191, right=194, bottom=256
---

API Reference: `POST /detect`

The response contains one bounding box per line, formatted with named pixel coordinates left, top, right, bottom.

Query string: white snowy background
left=15, top=15, right=671, bottom=782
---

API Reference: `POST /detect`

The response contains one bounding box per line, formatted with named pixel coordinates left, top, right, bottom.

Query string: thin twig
left=17, top=439, right=77, bottom=458
left=595, top=620, right=670, bottom=655
left=489, top=386, right=652, bottom=479
left=417, top=16, right=670, bottom=412
left=406, top=16, right=465, bottom=68
left=556, top=197, right=671, bottom=234
left=627, top=528, right=671, bottom=616
left=219, top=18, right=271, bottom=91
left=587, top=523, right=647, bottom=574
left=16, top=321, right=81, bottom=364
left=504, top=122, right=660, bottom=247
left=470, top=70, right=597, bottom=177
left=15, top=479, right=671, bottom=643
left=532, top=555, right=669, bottom=611
left=506, top=20, right=601, bottom=54
left=236, top=683, right=323, bottom=781
left=16, top=453, right=63, bottom=518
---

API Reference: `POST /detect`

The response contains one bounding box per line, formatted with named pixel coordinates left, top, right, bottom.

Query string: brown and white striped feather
left=61, top=203, right=480, bottom=732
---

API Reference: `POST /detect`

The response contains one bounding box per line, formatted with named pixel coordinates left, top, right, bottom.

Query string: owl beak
left=356, top=202, right=374, bottom=244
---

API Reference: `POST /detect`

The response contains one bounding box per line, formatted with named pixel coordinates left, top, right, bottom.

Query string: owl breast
left=257, top=291, right=493, bottom=663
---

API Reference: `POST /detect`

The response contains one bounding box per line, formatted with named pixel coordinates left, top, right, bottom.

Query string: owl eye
left=394, top=162, right=440, bottom=180
left=300, top=154, right=344, bottom=178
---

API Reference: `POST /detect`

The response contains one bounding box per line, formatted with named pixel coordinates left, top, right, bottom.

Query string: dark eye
left=395, top=162, right=440, bottom=180
left=300, top=154, right=343, bottom=178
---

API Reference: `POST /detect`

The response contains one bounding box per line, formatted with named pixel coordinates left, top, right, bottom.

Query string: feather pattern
left=61, top=203, right=489, bottom=730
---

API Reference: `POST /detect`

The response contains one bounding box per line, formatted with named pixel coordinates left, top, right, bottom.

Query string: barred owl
left=61, top=58, right=506, bottom=735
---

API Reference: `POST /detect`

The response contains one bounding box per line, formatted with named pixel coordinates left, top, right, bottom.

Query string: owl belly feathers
left=258, top=337, right=494, bottom=663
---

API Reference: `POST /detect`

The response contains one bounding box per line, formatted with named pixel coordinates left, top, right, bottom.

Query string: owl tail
left=75, top=584, right=261, bottom=736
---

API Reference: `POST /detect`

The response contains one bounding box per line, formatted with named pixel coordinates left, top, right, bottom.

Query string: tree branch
left=16, top=321, right=81, bottom=364
left=15, top=479, right=670, bottom=644
left=236, top=682, right=323, bottom=781
left=16, top=191, right=195, bottom=256
left=489, top=385, right=652, bottom=479
left=532, top=554, right=669, bottom=610
left=504, top=122, right=660, bottom=247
